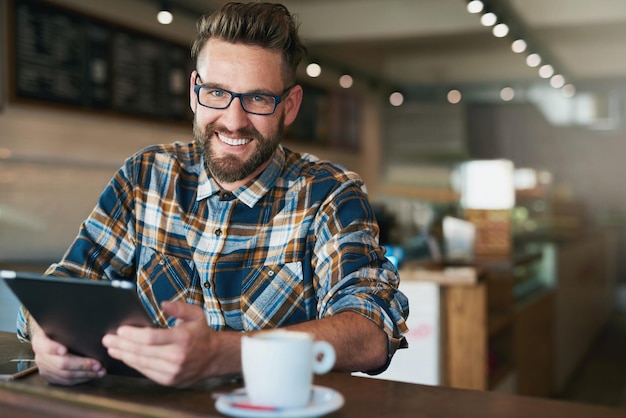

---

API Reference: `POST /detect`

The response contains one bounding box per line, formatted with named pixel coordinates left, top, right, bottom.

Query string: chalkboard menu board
left=12, top=0, right=193, bottom=121
left=287, top=84, right=362, bottom=150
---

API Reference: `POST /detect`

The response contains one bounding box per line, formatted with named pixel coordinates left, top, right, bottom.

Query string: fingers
left=101, top=304, right=211, bottom=387
left=161, top=300, right=204, bottom=323
left=103, top=329, right=184, bottom=385
left=103, top=327, right=188, bottom=359
left=106, top=343, right=178, bottom=383
left=37, top=354, right=106, bottom=386
left=31, top=331, right=105, bottom=386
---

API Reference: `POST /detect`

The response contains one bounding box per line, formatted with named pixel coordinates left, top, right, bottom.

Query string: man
left=18, top=2, right=409, bottom=387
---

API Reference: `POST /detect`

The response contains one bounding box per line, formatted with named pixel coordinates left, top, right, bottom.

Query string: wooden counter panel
left=444, top=283, right=487, bottom=390
left=1, top=332, right=625, bottom=418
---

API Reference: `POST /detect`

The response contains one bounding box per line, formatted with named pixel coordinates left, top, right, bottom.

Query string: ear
left=189, top=70, right=198, bottom=114
left=282, top=85, right=303, bottom=127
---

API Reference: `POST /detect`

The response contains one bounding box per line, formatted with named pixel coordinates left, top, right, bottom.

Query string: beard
left=194, top=113, right=284, bottom=184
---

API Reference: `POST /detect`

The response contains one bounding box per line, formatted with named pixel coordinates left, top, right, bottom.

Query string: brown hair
left=191, top=2, right=307, bottom=86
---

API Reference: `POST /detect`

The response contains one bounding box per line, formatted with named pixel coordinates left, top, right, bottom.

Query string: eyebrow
left=195, top=76, right=277, bottom=96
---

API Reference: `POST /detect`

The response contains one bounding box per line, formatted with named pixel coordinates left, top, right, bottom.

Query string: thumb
left=161, top=300, right=204, bottom=324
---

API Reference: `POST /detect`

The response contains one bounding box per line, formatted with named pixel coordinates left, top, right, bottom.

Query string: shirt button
left=215, top=229, right=222, bottom=236
left=220, top=192, right=230, bottom=199
left=159, top=259, right=166, bottom=266
left=267, top=270, right=275, bottom=277
left=203, top=282, right=210, bottom=289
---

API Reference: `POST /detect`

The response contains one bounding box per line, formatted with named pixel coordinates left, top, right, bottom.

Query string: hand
left=30, top=323, right=105, bottom=385
left=102, top=301, right=241, bottom=387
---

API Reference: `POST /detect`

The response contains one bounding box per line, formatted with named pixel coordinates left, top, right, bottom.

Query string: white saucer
left=215, top=385, right=344, bottom=418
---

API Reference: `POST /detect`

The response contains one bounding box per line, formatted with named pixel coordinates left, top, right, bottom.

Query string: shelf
left=472, top=251, right=543, bottom=272
left=399, top=261, right=479, bottom=286
left=377, top=184, right=460, bottom=203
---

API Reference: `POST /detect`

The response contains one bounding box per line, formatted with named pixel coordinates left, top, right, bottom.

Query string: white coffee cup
left=241, top=330, right=336, bottom=409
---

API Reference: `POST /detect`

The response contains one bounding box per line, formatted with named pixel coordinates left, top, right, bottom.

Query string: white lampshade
left=459, top=160, right=515, bottom=210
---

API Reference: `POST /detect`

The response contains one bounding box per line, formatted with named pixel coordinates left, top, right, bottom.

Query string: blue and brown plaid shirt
left=18, top=142, right=408, bottom=363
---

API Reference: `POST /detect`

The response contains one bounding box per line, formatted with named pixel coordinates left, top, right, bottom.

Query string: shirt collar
left=196, top=145, right=286, bottom=208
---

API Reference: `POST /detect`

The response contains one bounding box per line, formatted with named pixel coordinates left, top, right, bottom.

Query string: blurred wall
left=0, top=105, right=190, bottom=261
left=0, top=103, right=368, bottom=263
left=467, top=102, right=626, bottom=287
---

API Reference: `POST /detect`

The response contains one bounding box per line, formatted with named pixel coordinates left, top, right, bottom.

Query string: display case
left=397, top=250, right=554, bottom=395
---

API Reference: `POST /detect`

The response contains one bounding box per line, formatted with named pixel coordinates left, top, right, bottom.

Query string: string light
left=562, top=84, right=576, bottom=98
left=500, top=87, right=515, bottom=101
left=339, top=74, right=353, bottom=89
left=492, top=23, right=509, bottom=38
left=306, top=63, right=322, bottom=78
left=538, top=64, right=554, bottom=78
left=447, top=89, right=462, bottom=104
left=526, top=53, right=541, bottom=68
left=389, top=92, right=404, bottom=106
left=466, top=0, right=576, bottom=97
left=467, top=0, right=484, bottom=13
left=511, top=39, right=527, bottom=53
left=157, top=1, right=173, bottom=25
left=480, top=12, right=497, bottom=27
left=550, top=74, right=565, bottom=88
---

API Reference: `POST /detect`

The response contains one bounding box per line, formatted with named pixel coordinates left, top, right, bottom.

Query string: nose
left=219, top=96, right=251, bottom=131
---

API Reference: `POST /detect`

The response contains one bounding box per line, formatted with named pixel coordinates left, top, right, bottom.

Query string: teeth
left=218, top=133, right=251, bottom=146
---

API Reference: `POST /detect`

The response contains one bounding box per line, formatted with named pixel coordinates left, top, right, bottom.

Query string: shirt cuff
left=16, top=305, right=31, bottom=342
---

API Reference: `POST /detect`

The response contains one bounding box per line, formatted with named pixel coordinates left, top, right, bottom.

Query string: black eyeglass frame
left=193, top=74, right=293, bottom=116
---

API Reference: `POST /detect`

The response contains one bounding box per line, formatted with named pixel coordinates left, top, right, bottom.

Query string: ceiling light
left=447, top=89, right=462, bottom=104
left=467, top=0, right=484, bottom=14
left=157, top=1, right=173, bottom=25
left=492, top=23, right=509, bottom=38
left=500, top=87, right=515, bottom=101
left=480, top=12, right=497, bottom=27
left=157, top=11, right=173, bottom=24
left=526, top=53, right=541, bottom=67
left=511, top=39, right=527, bottom=53
left=538, top=64, right=554, bottom=78
left=550, top=74, right=565, bottom=88
left=339, top=74, right=353, bottom=89
left=306, top=63, right=322, bottom=78
left=389, top=92, right=404, bottom=107
left=562, top=84, right=576, bottom=98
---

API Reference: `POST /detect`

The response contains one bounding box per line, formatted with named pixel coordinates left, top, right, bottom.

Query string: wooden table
left=1, top=332, right=624, bottom=418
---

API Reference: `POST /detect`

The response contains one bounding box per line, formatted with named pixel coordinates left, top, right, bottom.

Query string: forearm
left=209, top=312, right=386, bottom=378
left=282, top=312, right=388, bottom=372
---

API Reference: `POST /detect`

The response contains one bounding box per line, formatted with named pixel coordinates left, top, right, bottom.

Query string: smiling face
left=190, top=39, right=302, bottom=189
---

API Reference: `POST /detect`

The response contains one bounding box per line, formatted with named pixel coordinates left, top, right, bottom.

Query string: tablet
left=0, top=270, right=155, bottom=377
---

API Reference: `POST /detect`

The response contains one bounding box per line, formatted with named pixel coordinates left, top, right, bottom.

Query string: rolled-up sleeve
left=312, top=177, right=409, bottom=372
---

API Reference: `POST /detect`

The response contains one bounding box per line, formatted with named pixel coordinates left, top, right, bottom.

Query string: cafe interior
left=0, top=0, right=625, bottom=414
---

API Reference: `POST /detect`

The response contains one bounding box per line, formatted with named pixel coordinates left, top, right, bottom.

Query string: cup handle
left=312, top=341, right=336, bottom=374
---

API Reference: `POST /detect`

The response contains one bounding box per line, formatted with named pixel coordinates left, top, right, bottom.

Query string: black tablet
left=0, top=270, right=155, bottom=377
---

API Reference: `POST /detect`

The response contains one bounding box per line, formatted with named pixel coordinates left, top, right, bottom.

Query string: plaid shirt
left=18, top=142, right=408, bottom=362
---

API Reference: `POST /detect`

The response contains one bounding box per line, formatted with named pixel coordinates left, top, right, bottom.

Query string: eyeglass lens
left=197, top=88, right=277, bottom=115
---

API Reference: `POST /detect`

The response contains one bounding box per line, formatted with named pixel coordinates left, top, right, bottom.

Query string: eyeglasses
left=194, top=75, right=292, bottom=116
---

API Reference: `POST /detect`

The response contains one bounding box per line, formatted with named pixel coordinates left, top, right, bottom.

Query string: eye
left=209, top=89, right=227, bottom=98
left=251, top=94, right=272, bottom=104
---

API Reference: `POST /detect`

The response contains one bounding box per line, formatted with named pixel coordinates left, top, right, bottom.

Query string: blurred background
left=1, top=0, right=625, bottom=408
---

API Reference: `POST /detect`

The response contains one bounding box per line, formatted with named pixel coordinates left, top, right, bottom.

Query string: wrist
left=205, top=331, right=243, bottom=378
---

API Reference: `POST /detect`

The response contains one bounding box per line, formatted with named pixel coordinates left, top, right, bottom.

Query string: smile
left=217, top=133, right=252, bottom=146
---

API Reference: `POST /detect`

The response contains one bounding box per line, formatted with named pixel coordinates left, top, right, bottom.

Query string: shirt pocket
left=240, top=261, right=312, bottom=329
left=137, top=245, right=199, bottom=327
